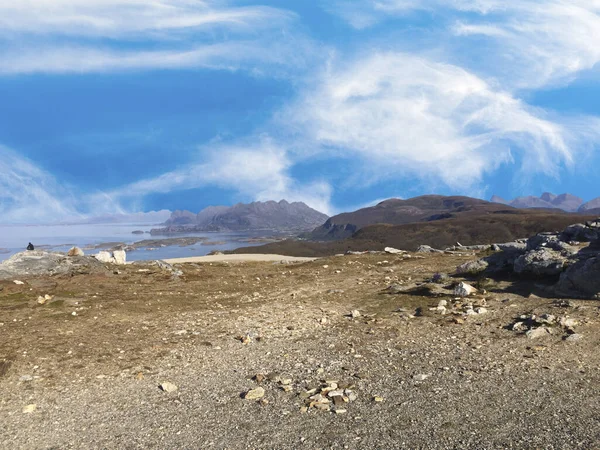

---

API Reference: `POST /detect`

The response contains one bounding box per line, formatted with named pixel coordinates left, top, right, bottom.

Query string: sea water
left=0, top=224, right=267, bottom=262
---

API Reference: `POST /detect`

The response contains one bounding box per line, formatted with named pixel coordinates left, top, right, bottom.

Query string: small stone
left=281, top=385, right=293, bottom=392
left=253, top=373, right=265, bottom=384
left=475, top=307, right=488, bottom=315
left=71, top=311, right=77, bottom=316
left=334, top=409, right=347, bottom=414
left=351, top=310, right=361, bottom=318
left=537, top=314, right=556, bottom=325
left=244, top=387, right=265, bottom=400
left=37, top=296, right=47, bottom=305
left=159, top=382, right=178, bottom=393
left=19, top=375, right=33, bottom=382
left=373, top=396, right=384, bottom=402
left=565, top=333, right=583, bottom=342
left=413, top=374, right=430, bottom=381
left=512, top=322, right=527, bottom=332
left=526, top=327, right=550, bottom=339
left=453, top=282, right=477, bottom=297
left=13, top=280, right=25, bottom=285
left=22, top=404, right=37, bottom=414
left=332, top=395, right=345, bottom=407
left=135, top=372, right=144, bottom=381
left=560, top=318, right=578, bottom=328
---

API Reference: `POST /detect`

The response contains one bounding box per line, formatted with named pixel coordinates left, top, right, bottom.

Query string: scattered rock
left=413, top=374, right=430, bottom=381
left=351, top=310, right=361, bottom=319
left=564, top=333, right=583, bottom=342
left=159, top=382, right=178, bottom=393
left=453, top=282, right=477, bottom=297
left=22, top=404, right=37, bottom=414
left=526, top=328, right=551, bottom=339
left=384, top=247, right=405, bottom=255
left=13, top=280, right=24, bottom=285
left=244, top=387, right=265, bottom=400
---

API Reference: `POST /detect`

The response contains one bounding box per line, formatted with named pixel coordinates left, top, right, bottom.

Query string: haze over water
left=0, top=224, right=264, bottom=262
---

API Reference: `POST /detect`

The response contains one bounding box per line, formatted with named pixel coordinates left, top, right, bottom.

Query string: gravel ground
left=1, top=252, right=599, bottom=449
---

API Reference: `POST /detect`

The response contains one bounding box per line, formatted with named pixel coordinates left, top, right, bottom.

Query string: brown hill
left=234, top=197, right=598, bottom=257
left=307, top=195, right=498, bottom=240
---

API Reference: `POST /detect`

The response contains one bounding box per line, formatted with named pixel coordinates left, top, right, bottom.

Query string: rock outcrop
left=456, top=219, right=600, bottom=299
left=0, top=251, right=108, bottom=279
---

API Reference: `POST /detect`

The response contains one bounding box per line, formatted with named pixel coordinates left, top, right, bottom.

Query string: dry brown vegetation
left=1, top=252, right=599, bottom=448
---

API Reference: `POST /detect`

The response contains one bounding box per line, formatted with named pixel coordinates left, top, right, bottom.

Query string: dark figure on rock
left=26, top=243, right=34, bottom=251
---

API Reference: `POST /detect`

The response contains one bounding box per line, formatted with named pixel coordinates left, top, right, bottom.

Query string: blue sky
left=1, top=0, right=600, bottom=223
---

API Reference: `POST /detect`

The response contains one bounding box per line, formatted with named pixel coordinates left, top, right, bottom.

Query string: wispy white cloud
left=0, top=0, right=310, bottom=75
left=281, top=52, right=600, bottom=190
left=328, top=1, right=600, bottom=89
left=0, top=41, right=311, bottom=75
left=0, top=145, right=80, bottom=223
left=104, top=138, right=334, bottom=215
left=0, top=1, right=293, bottom=37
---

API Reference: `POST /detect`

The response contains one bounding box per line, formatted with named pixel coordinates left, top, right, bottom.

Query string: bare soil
left=1, top=252, right=599, bottom=449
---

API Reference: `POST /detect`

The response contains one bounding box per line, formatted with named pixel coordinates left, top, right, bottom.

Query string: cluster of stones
left=427, top=282, right=489, bottom=317
left=509, top=313, right=582, bottom=342
left=244, top=373, right=357, bottom=415
left=298, top=379, right=357, bottom=414
left=456, top=219, right=600, bottom=299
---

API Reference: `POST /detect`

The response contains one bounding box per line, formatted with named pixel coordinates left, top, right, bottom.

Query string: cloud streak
left=0, top=0, right=309, bottom=75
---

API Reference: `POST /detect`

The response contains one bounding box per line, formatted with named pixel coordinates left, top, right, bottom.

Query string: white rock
left=385, top=247, right=405, bottom=255
left=159, top=382, right=178, bottom=393
left=475, top=307, right=488, bottom=315
left=96, top=251, right=114, bottom=264
left=351, top=310, right=361, bottom=318
left=113, top=250, right=127, bottom=265
left=453, top=282, right=477, bottom=297
left=22, top=404, right=37, bottom=414
left=13, top=280, right=24, bottom=285
left=413, top=374, right=430, bottom=381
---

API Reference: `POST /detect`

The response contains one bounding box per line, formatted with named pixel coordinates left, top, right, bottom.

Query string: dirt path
left=1, top=253, right=599, bottom=449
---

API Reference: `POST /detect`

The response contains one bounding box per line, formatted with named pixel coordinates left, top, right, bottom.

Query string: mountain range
left=491, top=193, right=600, bottom=213
left=233, top=195, right=600, bottom=256
left=151, top=200, right=329, bottom=234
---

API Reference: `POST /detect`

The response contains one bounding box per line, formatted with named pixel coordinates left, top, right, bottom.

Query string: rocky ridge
left=456, top=218, right=600, bottom=299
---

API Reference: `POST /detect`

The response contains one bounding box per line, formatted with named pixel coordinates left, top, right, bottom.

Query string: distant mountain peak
left=491, top=193, right=585, bottom=212
left=156, top=200, right=329, bottom=234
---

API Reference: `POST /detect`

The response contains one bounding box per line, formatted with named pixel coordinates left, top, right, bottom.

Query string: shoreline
left=162, top=254, right=318, bottom=264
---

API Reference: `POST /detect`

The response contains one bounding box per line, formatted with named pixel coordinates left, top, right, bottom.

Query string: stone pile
left=509, top=313, right=582, bottom=341
left=456, top=219, right=600, bottom=299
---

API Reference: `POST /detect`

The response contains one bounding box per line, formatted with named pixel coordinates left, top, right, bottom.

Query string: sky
left=1, top=0, right=600, bottom=223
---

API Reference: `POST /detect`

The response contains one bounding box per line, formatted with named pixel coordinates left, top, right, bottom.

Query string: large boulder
left=0, top=251, right=107, bottom=279
left=95, top=250, right=127, bottom=265
left=555, top=256, right=600, bottom=299
left=514, top=248, right=569, bottom=277
left=561, top=224, right=599, bottom=242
